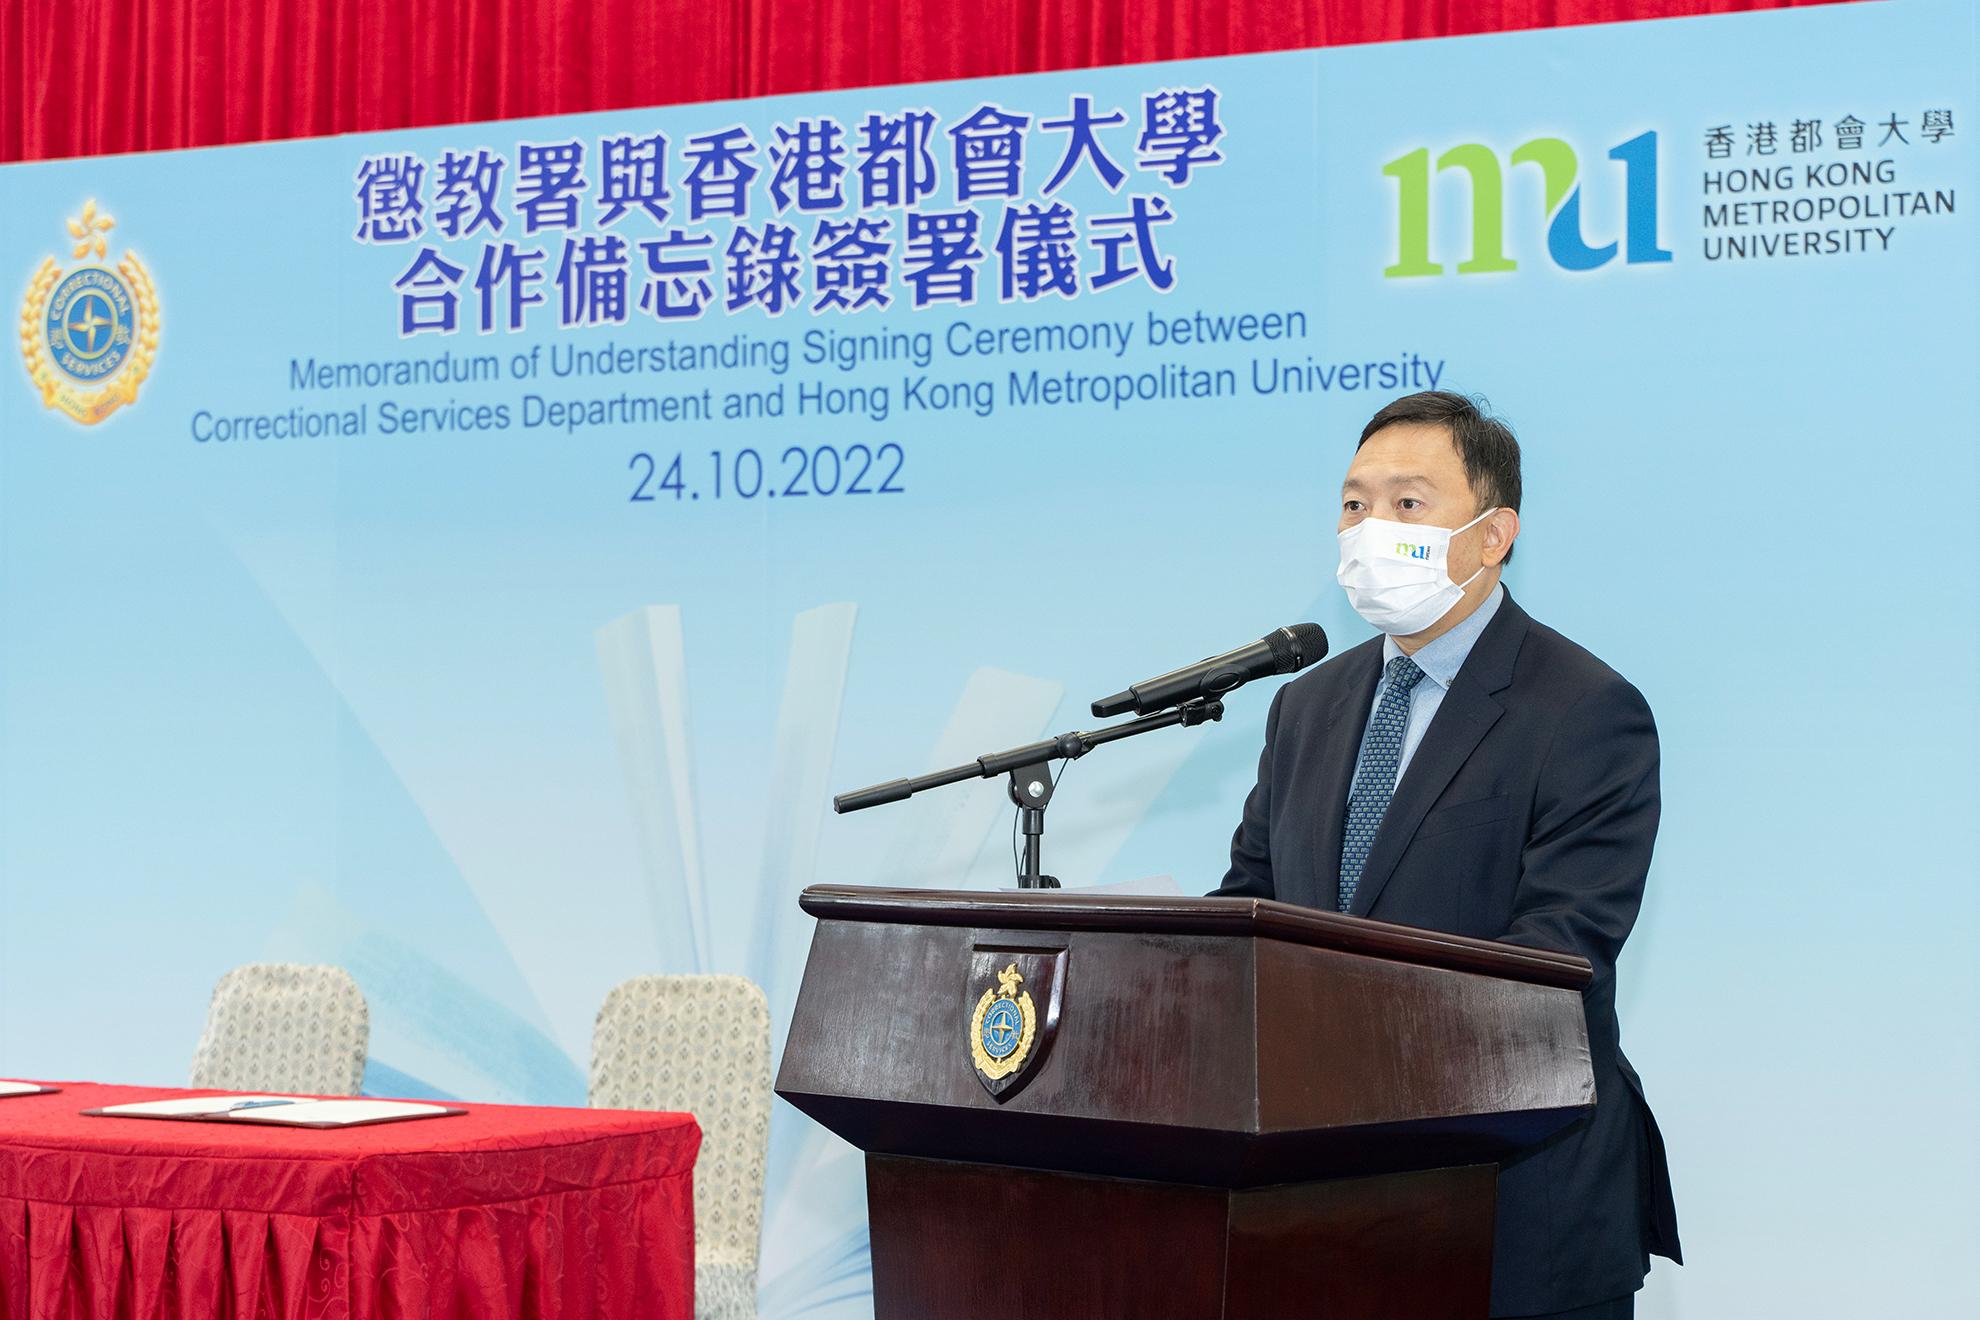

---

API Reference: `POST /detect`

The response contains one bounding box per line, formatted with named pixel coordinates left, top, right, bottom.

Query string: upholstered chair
left=188, top=963, right=369, bottom=1096
left=590, top=975, right=772, bottom=1320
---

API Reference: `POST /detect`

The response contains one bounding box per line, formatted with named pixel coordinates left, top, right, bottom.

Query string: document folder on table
left=85, top=1095, right=467, bottom=1128
left=0, top=1081, right=58, bottom=1098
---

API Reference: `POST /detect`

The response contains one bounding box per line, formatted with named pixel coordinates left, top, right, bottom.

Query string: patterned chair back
left=188, top=963, right=369, bottom=1096
left=590, top=975, right=771, bottom=1320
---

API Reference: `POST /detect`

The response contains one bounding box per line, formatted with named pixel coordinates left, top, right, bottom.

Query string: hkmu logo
left=1383, top=131, right=1671, bottom=277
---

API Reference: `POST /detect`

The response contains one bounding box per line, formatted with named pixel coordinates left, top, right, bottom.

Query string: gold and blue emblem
left=18, top=200, right=160, bottom=425
left=969, top=962, right=1038, bottom=1080
left=966, top=948, right=1066, bottom=1099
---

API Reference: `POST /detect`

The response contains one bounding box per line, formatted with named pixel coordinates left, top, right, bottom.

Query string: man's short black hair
left=1357, top=391, right=1522, bottom=563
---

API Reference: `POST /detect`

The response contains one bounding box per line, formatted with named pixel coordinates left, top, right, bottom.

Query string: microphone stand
left=833, top=698, right=1226, bottom=889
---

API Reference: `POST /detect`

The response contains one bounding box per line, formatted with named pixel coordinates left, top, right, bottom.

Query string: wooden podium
left=775, top=886, right=1595, bottom=1319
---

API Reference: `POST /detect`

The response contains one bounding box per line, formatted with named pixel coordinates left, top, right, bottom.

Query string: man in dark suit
left=1217, top=392, right=1680, bottom=1319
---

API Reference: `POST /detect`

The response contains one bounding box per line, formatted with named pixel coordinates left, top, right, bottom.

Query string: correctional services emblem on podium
left=18, top=200, right=160, bottom=425
left=966, top=946, right=1066, bottom=1100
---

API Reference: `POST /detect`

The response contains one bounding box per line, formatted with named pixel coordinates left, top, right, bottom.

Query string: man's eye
left=1398, top=499, right=1421, bottom=511
left=1343, top=500, right=1363, bottom=513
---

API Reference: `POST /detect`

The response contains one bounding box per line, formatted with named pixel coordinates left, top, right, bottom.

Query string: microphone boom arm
left=832, top=698, right=1227, bottom=889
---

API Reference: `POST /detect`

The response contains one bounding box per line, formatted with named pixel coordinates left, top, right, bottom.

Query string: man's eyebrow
left=1341, top=473, right=1438, bottom=491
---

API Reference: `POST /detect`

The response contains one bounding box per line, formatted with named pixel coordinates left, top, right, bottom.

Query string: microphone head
left=1268, top=623, right=1328, bottom=674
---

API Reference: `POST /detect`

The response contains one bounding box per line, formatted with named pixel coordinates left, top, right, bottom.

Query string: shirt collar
left=1382, top=583, right=1505, bottom=691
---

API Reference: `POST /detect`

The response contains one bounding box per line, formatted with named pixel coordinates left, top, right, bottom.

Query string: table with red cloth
left=0, top=1082, right=699, bottom=1320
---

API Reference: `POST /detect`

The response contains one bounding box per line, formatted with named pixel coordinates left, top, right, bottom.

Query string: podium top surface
left=800, top=885, right=1592, bottom=991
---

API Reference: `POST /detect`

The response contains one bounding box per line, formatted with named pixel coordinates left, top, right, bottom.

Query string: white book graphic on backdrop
left=751, top=603, right=858, bottom=1019
left=597, top=604, right=710, bottom=974
left=876, top=667, right=1066, bottom=891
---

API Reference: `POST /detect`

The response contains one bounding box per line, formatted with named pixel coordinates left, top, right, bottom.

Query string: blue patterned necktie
left=1338, top=655, right=1427, bottom=912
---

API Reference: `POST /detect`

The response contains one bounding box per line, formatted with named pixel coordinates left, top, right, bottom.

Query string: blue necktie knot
left=1384, top=654, right=1426, bottom=694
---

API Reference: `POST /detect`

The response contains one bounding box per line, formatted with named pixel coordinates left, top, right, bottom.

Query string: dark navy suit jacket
left=1216, top=592, right=1681, bottom=1316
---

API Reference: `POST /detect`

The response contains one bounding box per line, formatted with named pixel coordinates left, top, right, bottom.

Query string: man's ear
left=1481, top=507, right=1520, bottom=567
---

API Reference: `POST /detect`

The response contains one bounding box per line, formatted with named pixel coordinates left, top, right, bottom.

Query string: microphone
left=1091, top=623, right=1327, bottom=718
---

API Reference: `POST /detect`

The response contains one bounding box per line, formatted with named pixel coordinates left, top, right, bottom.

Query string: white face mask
left=1335, top=508, right=1498, bottom=636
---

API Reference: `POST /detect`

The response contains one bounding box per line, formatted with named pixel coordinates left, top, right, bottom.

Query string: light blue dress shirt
left=1352, top=584, right=1504, bottom=789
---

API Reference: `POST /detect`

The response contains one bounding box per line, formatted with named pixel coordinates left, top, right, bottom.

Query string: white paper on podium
left=999, top=875, right=1183, bottom=897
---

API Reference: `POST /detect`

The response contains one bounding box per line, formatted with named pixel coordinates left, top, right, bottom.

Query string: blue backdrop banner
left=3, top=1, right=1975, bottom=1315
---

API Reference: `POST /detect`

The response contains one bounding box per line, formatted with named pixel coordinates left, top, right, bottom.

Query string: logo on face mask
left=1394, top=542, right=1432, bottom=560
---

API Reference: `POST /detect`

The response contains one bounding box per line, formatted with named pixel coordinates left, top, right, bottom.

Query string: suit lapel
left=1346, top=595, right=1531, bottom=918
left=1302, top=640, right=1381, bottom=909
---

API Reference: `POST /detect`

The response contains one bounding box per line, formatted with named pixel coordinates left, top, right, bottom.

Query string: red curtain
left=1, top=0, right=1853, bottom=164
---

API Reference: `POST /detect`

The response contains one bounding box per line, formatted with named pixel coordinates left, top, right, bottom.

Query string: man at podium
left=1218, top=391, right=1681, bottom=1320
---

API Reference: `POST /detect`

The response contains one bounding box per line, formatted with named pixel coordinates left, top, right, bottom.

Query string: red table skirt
left=0, top=1083, right=700, bottom=1320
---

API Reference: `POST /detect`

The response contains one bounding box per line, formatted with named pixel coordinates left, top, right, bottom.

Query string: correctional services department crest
left=18, top=200, right=160, bottom=425
left=966, top=946, right=1066, bottom=1100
